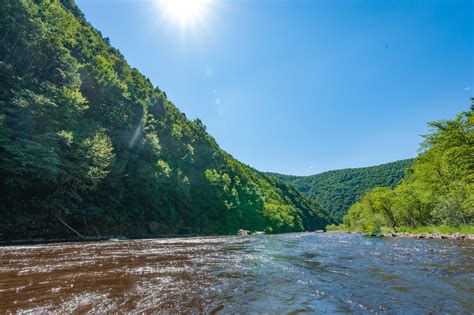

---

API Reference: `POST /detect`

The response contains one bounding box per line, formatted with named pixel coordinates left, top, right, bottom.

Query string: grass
left=325, top=224, right=474, bottom=235
left=325, top=224, right=353, bottom=232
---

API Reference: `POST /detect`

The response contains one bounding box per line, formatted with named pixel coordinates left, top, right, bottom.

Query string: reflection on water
left=1, top=233, right=473, bottom=313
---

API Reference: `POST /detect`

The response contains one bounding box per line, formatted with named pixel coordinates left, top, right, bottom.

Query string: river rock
left=237, top=229, right=250, bottom=236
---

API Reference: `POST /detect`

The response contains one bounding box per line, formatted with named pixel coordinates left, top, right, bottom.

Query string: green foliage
left=344, top=187, right=397, bottom=234
left=0, top=0, right=332, bottom=240
left=344, top=108, right=474, bottom=232
left=79, top=132, right=115, bottom=185
left=325, top=223, right=353, bottom=232
left=268, top=159, right=413, bottom=221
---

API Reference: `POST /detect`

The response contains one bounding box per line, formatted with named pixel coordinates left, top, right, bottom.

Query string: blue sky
left=76, top=0, right=473, bottom=175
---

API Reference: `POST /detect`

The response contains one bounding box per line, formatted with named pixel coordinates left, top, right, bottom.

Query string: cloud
left=464, top=86, right=471, bottom=91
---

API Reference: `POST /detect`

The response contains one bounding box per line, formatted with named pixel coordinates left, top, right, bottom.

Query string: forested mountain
left=344, top=107, right=473, bottom=233
left=0, top=0, right=332, bottom=240
left=267, top=159, right=413, bottom=221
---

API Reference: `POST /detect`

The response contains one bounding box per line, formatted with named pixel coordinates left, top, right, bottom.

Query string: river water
left=1, top=233, right=473, bottom=313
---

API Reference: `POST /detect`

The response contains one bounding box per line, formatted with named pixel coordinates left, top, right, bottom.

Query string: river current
left=1, top=233, right=473, bottom=313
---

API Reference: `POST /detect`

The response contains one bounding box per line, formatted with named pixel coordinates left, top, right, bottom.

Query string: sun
left=159, top=0, right=211, bottom=29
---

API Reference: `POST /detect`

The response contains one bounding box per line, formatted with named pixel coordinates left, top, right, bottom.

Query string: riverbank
left=386, top=231, right=474, bottom=240
left=328, top=230, right=474, bottom=240
left=389, top=225, right=474, bottom=240
left=327, top=225, right=474, bottom=241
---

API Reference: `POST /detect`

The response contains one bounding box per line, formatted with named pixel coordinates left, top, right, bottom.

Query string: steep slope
left=268, top=159, right=413, bottom=221
left=0, top=0, right=332, bottom=240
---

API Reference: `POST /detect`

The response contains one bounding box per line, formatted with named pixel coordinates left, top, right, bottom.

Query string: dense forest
left=0, top=0, right=333, bottom=240
left=268, top=159, right=413, bottom=221
left=343, top=106, right=473, bottom=234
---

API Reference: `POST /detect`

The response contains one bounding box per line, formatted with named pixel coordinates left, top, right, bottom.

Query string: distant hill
left=267, top=159, right=413, bottom=221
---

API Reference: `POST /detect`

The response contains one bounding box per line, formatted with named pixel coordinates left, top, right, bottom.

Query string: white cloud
left=464, top=86, right=471, bottom=91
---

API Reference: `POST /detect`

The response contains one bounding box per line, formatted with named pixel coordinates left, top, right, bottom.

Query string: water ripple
left=0, top=233, right=473, bottom=313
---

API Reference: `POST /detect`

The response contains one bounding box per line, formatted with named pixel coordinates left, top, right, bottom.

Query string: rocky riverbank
left=327, top=230, right=474, bottom=241
left=386, top=232, right=474, bottom=241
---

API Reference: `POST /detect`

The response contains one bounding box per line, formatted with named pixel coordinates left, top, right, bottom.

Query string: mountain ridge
left=266, top=159, right=414, bottom=221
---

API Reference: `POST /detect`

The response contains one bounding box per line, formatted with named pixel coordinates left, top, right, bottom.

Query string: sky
left=75, top=0, right=473, bottom=176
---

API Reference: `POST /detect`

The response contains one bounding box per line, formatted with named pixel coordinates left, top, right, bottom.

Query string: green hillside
left=267, top=159, right=413, bottom=221
left=343, top=107, right=473, bottom=233
left=0, top=0, right=332, bottom=240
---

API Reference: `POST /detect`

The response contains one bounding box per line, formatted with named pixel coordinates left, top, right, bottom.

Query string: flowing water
left=1, top=233, right=473, bottom=313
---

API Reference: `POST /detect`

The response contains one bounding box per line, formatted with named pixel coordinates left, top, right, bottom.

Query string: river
left=1, top=233, right=473, bottom=313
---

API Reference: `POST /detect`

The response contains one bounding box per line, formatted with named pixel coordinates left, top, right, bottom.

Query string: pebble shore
left=386, top=232, right=474, bottom=241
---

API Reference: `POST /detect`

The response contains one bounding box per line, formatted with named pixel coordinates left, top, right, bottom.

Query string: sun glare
left=159, top=0, right=211, bottom=29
